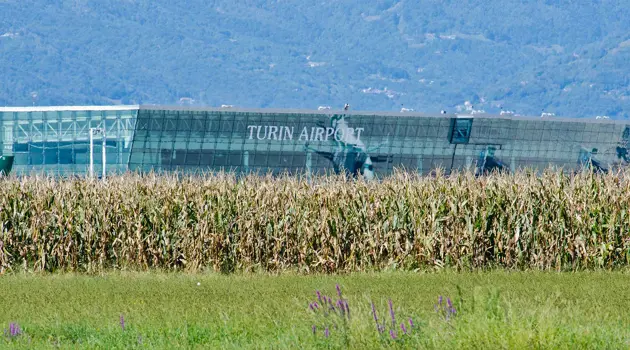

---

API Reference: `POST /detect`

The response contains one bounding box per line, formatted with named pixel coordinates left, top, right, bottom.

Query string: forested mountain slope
left=1, top=0, right=628, bottom=118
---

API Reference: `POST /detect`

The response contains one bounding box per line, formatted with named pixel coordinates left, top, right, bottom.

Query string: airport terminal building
left=0, top=105, right=628, bottom=178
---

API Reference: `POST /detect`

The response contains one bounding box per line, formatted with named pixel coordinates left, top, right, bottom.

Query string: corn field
left=1, top=169, right=630, bottom=273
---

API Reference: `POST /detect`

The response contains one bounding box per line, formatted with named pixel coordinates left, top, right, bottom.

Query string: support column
left=102, top=128, right=106, bottom=180
left=3, top=124, right=13, bottom=155
left=306, top=150, right=312, bottom=174
left=117, top=113, right=124, bottom=172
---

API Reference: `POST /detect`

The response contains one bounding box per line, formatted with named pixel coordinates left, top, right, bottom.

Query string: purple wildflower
left=371, top=303, right=378, bottom=322
left=324, top=327, right=329, bottom=338
left=371, top=302, right=381, bottom=332
left=388, top=299, right=396, bottom=328
left=309, top=303, right=315, bottom=311
left=390, top=329, right=397, bottom=340
left=316, top=290, right=322, bottom=303
left=344, top=300, right=350, bottom=318
left=435, top=295, right=444, bottom=314
left=7, top=323, right=21, bottom=337
left=120, top=314, right=125, bottom=331
left=312, top=325, right=316, bottom=335
left=13, top=323, right=21, bottom=336
left=372, top=303, right=386, bottom=334
left=447, top=298, right=452, bottom=308
left=401, top=322, right=407, bottom=334
left=409, top=318, right=414, bottom=328
left=339, top=299, right=348, bottom=316
left=336, top=284, right=342, bottom=298
left=312, top=302, right=319, bottom=310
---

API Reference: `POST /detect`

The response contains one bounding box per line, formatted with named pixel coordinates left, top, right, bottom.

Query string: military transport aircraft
left=578, top=147, right=608, bottom=173
left=476, top=146, right=510, bottom=176
left=304, top=112, right=390, bottom=180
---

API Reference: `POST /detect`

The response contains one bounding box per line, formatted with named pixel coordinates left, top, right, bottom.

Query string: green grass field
left=1, top=271, right=630, bottom=349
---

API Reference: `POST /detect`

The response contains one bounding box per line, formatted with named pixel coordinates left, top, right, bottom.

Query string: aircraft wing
left=313, top=150, right=335, bottom=162
left=369, top=155, right=391, bottom=163
left=303, top=144, right=335, bottom=162
left=366, top=140, right=390, bottom=153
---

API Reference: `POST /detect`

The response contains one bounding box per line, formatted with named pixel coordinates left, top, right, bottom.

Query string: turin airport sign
left=247, top=125, right=364, bottom=143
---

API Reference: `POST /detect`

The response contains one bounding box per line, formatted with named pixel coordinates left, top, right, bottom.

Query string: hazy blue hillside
left=1, top=0, right=629, bottom=118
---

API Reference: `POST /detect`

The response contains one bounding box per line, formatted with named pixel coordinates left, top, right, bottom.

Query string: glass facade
left=0, top=106, right=138, bottom=176
left=1, top=105, right=629, bottom=178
